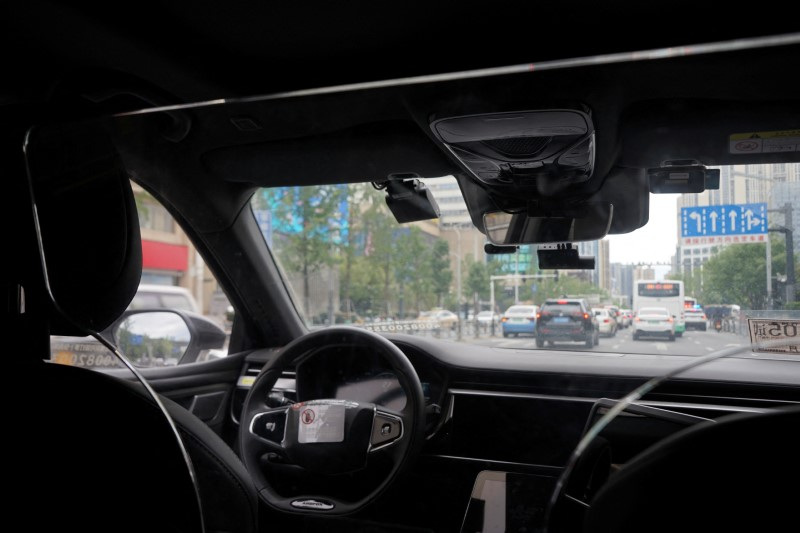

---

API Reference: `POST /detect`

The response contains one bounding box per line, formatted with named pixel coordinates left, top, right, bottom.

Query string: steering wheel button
left=372, top=414, right=402, bottom=447
left=251, top=411, right=287, bottom=443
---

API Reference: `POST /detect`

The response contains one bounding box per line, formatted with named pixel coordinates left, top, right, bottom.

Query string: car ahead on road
left=593, top=308, right=618, bottom=337
left=620, top=309, right=633, bottom=328
left=501, top=305, right=538, bottom=337
left=605, top=305, right=625, bottom=329
left=536, top=299, right=598, bottom=347
left=685, top=309, right=708, bottom=331
left=633, top=307, right=676, bottom=341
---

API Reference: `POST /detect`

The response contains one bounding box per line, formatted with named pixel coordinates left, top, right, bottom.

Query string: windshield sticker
left=730, top=130, right=800, bottom=154
left=298, top=404, right=346, bottom=443
left=748, top=318, right=800, bottom=354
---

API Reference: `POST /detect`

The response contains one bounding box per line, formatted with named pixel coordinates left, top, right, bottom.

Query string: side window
left=50, top=183, right=232, bottom=369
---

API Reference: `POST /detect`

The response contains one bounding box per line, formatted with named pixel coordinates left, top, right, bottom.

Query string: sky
left=607, top=194, right=678, bottom=265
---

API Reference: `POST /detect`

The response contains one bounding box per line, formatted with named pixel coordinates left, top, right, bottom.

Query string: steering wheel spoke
left=248, top=406, right=289, bottom=455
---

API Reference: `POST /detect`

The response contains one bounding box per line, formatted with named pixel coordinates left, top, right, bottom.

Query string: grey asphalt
left=462, top=327, right=747, bottom=356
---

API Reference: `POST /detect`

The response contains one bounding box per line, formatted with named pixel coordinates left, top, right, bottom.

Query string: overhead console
left=430, top=109, right=595, bottom=192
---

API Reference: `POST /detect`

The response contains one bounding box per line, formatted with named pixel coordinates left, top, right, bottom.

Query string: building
left=676, top=163, right=800, bottom=274
left=634, top=266, right=656, bottom=282
left=134, top=183, right=228, bottom=319
left=610, top=262, right=635, bottom=306
left=424, top=175, right=472, bottom=228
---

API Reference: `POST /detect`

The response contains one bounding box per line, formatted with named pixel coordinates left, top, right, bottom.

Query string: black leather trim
left=161, top=396, right=258, bottom=533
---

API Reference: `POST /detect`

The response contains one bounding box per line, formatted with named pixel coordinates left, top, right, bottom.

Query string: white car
left=476, top=311, right=500, bottom=326
left=593, top=308, right=617, bottom=337
left=619, top=309, right=633, bottom=328
left=685, top=309, right=708, bottom=331
left=633, top=307, right=675, bottom=341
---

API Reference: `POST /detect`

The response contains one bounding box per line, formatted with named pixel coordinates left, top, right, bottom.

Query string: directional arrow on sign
left=744, top=209, right=761, bottom=230
left=728, top=210, right=738, bottom=231
left=689, top=211, right=702, bottom=233
left=709, top=211, right=718, bottom=232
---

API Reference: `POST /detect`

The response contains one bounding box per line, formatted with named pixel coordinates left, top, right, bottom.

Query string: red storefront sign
left=141, top=240, right=188, bottom=271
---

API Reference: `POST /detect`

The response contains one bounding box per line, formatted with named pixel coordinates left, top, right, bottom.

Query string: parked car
left=501, top=305, right=539, bottom=337
left=129, top=284, right=199, bottom=313
left=476, top=310, right=501, bottom=327
left=419, top=309, right=458, bottom=330
left=537, top=299, right=598, bottom=347
left=685, top=308, right=708, bottom=331
left=593, top=308, right=618, bottom=337
left=632, top=307, right=676, bottom=341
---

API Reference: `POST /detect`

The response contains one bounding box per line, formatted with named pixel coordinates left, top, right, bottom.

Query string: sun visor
left=202, top=121, right=459, bottom=187
left=620, top=100, right=800, bottom=168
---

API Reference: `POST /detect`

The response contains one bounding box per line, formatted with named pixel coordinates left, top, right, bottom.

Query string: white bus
left=633, top=280, right=686, bottom=337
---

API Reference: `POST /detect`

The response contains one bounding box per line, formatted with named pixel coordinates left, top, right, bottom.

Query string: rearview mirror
left=483, top=203, right=613, bottom=245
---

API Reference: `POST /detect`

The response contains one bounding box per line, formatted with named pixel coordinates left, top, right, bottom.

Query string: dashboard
left=230, top=333, right=800, bottom=532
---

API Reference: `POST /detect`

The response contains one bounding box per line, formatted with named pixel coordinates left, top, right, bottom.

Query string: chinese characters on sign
left=748, top=318, right=800, bottom=354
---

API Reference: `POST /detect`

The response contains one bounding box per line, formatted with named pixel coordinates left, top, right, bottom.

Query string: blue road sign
left=681, top=203, right=767, bottom=238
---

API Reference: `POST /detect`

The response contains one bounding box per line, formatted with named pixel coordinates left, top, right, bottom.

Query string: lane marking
left=656, top=343, right=668, bottom=351
left=612, top=344, right=620, bottom=349
left=725, top=343, right=742, bottom=347
left=706, top=346, right=714, bottom=351
left=694, top=340, right=701, bottom=345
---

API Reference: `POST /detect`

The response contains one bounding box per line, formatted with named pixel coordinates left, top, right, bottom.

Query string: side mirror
left=112, top=310, right=227, bottom=367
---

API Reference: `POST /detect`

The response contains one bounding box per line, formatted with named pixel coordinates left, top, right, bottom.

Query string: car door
left=49, top=186, right=243, bottom=439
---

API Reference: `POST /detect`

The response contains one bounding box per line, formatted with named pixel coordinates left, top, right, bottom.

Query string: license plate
left=648, top=320, right=662, bottom=324
left=553, top=317, right=569, bottom=324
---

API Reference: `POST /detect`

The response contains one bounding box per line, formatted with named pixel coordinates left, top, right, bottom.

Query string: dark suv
left=536, top=298, right=598, bottom=348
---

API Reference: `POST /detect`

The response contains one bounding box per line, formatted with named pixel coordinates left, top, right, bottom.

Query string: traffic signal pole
left=785, top=203, right=795, bottom=305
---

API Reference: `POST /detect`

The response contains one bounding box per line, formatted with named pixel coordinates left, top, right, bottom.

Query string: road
left=464, top=326, right=748, bottom=356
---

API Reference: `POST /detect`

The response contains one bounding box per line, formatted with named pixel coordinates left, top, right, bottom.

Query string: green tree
left=430, top=239, right=453, bottom=307
left=703, top=242, right=786, bottom=309
left=261, top=186, right=346, bottom=317
left=394, top=227, right=432, bottom=317
left=362, top=198, right=396, bottom=317
left=465, top=258, right=489, bottom=316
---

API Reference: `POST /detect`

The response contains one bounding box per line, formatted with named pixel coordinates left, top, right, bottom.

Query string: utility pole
left=514, top=248, right=520, bottom=304
left=784, top=202, right=795, bottom=305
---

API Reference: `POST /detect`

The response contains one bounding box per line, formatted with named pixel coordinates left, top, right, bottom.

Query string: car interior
left=4, top=4, right=800, bottom=533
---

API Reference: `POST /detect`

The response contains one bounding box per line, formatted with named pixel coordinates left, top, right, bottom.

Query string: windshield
left=253, top=165, right=800, bottom=356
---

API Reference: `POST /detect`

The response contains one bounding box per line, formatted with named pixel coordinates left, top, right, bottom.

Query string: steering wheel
left=239, top=326, right=426, bottom=515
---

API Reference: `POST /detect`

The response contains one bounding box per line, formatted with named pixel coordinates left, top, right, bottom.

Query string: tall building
left=634, top=266, right=656, bottom=282
left=610, top=263, right=635, bottom=306
left=424, top=176, right=472, bottom=228
left=676, top=163, right=800, bottom=273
